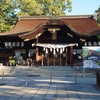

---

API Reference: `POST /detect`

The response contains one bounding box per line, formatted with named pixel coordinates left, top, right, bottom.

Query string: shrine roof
left=62, top=18, right=100, bottom=36
left=0, top=15, right=100, bottom=38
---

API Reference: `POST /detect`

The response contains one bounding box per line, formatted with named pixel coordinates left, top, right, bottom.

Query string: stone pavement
left=0, top=76, right=100, bottom=100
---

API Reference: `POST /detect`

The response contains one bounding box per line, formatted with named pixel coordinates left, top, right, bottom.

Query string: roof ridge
left=18, top=15, right=93, bottom=20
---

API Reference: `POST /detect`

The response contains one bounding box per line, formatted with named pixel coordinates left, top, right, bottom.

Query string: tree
left=17, top=0, right=43, bottom=16
left=0, top=0, right=18, bottom=32
left=0, top=0, right=72, bottom=32
left=17, top=0, right=72, bottom=16
left=97, top=16, right=100, bottom=24
left=95, top=6, right=100, bottom=24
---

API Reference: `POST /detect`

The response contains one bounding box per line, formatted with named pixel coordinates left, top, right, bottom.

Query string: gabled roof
left=0, top=18, right=47, bottom=36
left=62, top=18, right=100, bottom=36
left=0, top=15, right=100, bottom=40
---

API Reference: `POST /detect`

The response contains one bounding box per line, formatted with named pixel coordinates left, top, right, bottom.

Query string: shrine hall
left=0, top=15, right=100, bottom=66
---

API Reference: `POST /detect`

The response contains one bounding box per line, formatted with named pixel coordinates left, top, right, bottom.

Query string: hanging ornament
left=50, top=48, right=52, bottom=52
left=43, top=47, right=45, bottom=51
left=56, top=48, right=59, bottom=52
left=62, top=48, right=65, bottom=52
left=60, top=48, right=62, bottom=54
left=53, top=49, right=56, bottom=54
left=46, top=48, right=48, bottom=53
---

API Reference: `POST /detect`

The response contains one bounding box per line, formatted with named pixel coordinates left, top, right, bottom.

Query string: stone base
left=0, top=83, right=7, bottom=85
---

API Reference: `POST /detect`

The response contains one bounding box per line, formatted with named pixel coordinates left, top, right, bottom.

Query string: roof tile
left=0, top=15, right=100, bottom=37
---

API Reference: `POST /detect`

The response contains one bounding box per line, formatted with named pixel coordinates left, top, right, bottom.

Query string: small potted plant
left=8, top=57, right=16, bottom=66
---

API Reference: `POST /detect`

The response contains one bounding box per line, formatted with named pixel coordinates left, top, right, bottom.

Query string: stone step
left=0, top=65, right=96, bottom=77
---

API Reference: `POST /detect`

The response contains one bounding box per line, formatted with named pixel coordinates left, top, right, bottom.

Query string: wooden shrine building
left=0, top=15, right=100, bottom=66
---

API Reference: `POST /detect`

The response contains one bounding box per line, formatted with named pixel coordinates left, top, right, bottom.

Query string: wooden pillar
left=60, top=53, right=61, bottom=66
left=53, top=49, right=55, bottom=65
left=36, top=38, right=39, bottom=67
left=66, top=48, right=67, bottom=66
left=60, top=48, right=62, bottom=66
left=48, top=50, right=49, bottom=66
left=36, top=47, right=38, bottom=67
left=54, top=54, right=55, bottom=65
left=26, top=49, right=29, bottom=58
left=41, top=54, right=43, bottom=66
left=70, top=46, right=73, bottom=67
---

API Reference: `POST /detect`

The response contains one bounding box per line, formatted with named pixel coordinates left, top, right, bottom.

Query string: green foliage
left=17, top=0, right=43, bottom=16
left=95, top=6, right=100, bottom=15
left=97, top=35, right=100, bottom=41
left=17, top=0, right=72, bottom=16
left=82, top=48, right=89, bottom=59
left=97, top=16, right=100, bottom=24
left=95, top=6, right=100, bottom=24
left=0, top=0, right=72, bottom=32
left=98, top=61, right=100, bottom=66
left=0, top=0, right=18, bottom=32
left=9, top=56, right=16, bottom=66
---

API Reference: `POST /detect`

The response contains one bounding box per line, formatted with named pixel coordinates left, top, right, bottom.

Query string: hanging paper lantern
left=8, top=42, right=11, bottom=46
left=17, top=42, right=20, bottom=47
left=93, top=41, right=97, bottom=46
left=21, top=42, right=24, bottom=47
left=98, top=41, right=100, bottom=46
left=5, top=42, right=8, bottom=47
left=88, top=41, right=92, bottom=46
left=12, top=42, right=15, bottom=47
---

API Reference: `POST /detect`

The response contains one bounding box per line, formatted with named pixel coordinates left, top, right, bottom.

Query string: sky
left=66, top=0, right=100, bottom=15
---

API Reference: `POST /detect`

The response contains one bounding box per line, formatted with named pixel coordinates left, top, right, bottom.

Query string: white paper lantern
left=88, top=41, right=92, bottom=46
left=17, top=42, right=20, bottom=47
left=5, top=42, right=8, bottom=47
left=12, top=42, right=15, bottom=47
left=98, top=41, right=100, bottom=46
left=21, top=42, right=24, bottom=47
left=8, top=42, right=11, bottom=46
left=93, top=41, right=97, bottom=46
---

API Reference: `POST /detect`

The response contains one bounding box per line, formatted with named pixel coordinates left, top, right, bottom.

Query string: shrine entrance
left=32, top=43, right=78, bottom=66
left=17, top=16, right=96, bottom=67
